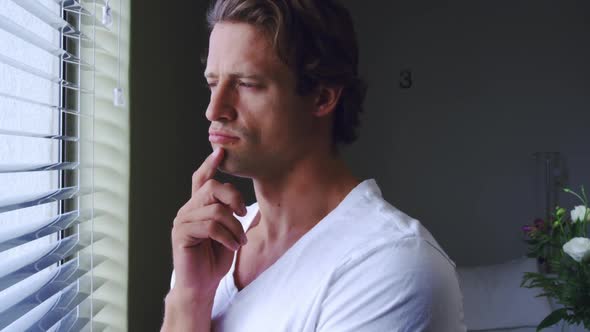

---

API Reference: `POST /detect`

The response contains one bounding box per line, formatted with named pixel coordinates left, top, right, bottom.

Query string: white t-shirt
left=170, top=179, right=466, bottom=332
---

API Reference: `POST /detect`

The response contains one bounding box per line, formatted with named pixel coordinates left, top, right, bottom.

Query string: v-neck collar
left=224, top=179, right=380, bottom=297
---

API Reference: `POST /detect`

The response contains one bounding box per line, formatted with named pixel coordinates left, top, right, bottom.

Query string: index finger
left=192, top=148, right=224, bottom=194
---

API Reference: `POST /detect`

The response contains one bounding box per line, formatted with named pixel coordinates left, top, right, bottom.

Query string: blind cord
left=113, top=0, right=124, bottom=107
left=118, top=0, right=121, bottom=88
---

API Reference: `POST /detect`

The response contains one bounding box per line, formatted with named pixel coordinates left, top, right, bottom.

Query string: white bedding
left=458, top=257, right=586, bottom=332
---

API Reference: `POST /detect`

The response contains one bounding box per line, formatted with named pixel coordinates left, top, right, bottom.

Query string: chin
left=217, top=151, right=254, bottom=179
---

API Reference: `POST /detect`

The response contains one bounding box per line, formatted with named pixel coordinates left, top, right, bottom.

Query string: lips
left=209, top=130, right=238, bottom=138
left=209, top=130, right=239, bottom=144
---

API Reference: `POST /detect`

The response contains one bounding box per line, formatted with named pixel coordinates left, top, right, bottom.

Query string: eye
left=205, top=82, right=217, bottom=90
left=238, top=81, right=257, bottom=88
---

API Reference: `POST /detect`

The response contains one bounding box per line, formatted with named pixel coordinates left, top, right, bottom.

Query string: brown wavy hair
left=206, top=0, right=367, bottom=147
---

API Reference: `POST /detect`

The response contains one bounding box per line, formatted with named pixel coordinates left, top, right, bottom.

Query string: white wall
left=340, top=0, right=590, bottom=266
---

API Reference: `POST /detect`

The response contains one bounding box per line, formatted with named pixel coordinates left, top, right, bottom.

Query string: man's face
left=204, top=22, right=317, bottom=178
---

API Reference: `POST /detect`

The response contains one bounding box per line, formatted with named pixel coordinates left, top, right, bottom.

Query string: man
left=162, top=0, right=465, bottom=331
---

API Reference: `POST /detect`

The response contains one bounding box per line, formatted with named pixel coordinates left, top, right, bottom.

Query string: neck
left=251, top=151, right=360, bottom=242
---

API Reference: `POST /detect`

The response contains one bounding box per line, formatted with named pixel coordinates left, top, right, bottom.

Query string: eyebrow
left=204, top=72, right=265, bottom=80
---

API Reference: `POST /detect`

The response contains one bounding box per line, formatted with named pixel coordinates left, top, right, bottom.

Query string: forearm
left=161, top=289, right=214, bottom=332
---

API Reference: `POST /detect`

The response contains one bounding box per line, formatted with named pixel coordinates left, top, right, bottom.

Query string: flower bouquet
left=521, top=186, right=590, bottom=331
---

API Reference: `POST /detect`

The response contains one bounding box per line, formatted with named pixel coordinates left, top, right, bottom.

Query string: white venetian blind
left=0, top=0, right=129, bottom=331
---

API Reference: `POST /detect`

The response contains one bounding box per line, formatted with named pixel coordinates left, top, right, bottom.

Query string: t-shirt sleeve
left=316, top=237, right=466, bottom=332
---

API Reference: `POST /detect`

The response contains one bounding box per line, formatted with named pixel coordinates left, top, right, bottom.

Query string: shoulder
left=315, top=186, right=466, bottom=331
left=319, top=223, right=465, bottom=331
left=331, top=186, right=456, bottom=270
left=334, top=235, right=457, bottom=290
left=318, top=235, right=466, bottom=331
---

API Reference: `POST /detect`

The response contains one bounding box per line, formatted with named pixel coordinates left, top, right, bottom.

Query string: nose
left=205, top=82, right=237, bottom=122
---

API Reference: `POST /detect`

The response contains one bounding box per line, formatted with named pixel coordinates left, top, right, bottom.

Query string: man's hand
left=172, top=147, right=248, bottom=295
left=162, top=148, right=248, bottom=331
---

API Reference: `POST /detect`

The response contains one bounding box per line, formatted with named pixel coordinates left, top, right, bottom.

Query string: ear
left=313, top=85, right=343, bottom=118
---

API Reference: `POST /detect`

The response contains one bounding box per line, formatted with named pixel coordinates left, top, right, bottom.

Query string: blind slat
left=3, top=276, right=107, bottom=331
left=0, top=162, right=79, bottom=174
left=0, top=56, right=90, bottom=94
left=0, top=256, right=105, bottom=330
left=0, top=55, right=90, bottom=93
left=0, top=91, right=78, bottom=114
left=0, top=232, right=101, bottom=292
left=0, top=209, right=93, bottom=253
left=0, top=53, right=62, bottom=85
left=0, top=137, right=78, bottom=172
left=0, top=128, right=78, bottom=142
left=26, top=289, right=103, bottom=332
left=44, top=299, right=108, bottom=332
left=0, top=186, right=94, bottom=214
left=35, top=295, right=108, bottom=332
left=0, top=14, right=66, bottom=58
left=14, top=0, right=92, bottom=41
left=0, top=14, right=92, bottom=68
left=54, top=0, right=93, bottom=17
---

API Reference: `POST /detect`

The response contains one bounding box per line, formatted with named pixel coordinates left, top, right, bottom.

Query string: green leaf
left=565, top=188, right=587, bottom=206
left=537, top=308, right=568, bottom=331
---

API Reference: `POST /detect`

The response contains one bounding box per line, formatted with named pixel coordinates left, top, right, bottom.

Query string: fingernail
left=241, top=234, right=248, bottom=245
left=233, top=242, right=240, bottom=251
left=241, top=204, right=247, bottom=216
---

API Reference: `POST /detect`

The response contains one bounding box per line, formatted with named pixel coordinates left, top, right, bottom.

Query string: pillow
left=457, top=257, right=553, bottom=331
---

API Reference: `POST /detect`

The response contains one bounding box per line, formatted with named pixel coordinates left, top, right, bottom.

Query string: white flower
left=570, top=205, right=590, bottom=223
left=563, top=237, right=590, bottom=262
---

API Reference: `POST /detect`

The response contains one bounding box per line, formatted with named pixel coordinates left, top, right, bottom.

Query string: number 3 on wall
left=400, top=69, right=413, bottom=89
